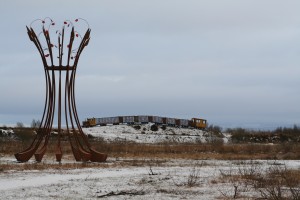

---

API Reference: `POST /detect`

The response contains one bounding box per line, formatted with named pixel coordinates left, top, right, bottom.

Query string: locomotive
left=82, top=115, right=207, bottom=129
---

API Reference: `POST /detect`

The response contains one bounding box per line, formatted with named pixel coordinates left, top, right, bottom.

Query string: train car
left=137, top=115, right=149, bottom=124
left=152, top=116, right=163, bottom=124
left=82, top=118, right=96, bottom=127
left=190, top=118, right=207, bottom=129
left=166, top=118, right=177, bottom=126
left=95, top=118, right=104, bottom=126
left=122, top=116, right=135, bottom=124
left=96, top=117, right=120, bottom=125
left=176, top=119, right=189, bottom=128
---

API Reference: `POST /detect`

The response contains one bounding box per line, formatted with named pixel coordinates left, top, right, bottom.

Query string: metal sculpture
left=15, top=18, right=107, bottom=162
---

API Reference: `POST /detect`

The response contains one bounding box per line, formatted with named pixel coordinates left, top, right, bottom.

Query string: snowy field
left=0, top=157, right=299, bottom=199
left=1, top=125, right=299, bottom=199
left=82, top=124, right=229, bottom=144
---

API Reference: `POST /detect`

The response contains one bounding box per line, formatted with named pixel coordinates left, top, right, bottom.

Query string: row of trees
left=15, top=119, right=41, bottom=128
left=227, top=125, right=300, bottom=143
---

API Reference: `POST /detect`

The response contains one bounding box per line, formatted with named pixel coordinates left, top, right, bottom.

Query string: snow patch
left=82, top=124, right=221, bottom=144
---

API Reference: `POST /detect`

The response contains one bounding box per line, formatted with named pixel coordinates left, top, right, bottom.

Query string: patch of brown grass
left=2, top=138, right=300, bottom=160
left=2, top=134, right=300, bottom=166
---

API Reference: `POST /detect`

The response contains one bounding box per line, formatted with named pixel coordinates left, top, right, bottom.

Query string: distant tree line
left=14, top=119, right=41, bottom=128
left=227, top=125, right=300, bottom=143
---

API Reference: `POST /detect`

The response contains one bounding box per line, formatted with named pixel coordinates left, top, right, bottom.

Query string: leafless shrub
left=207, top=124, right=223, bottom=137
left=148, top=165, right=158, bottom=176
left=186, top=166, right=201, bottom=187
left=16, top=122, right=24, bottom=128
left=218, top=167, right=244, bottom=199
left=237, top=160, right=263, bottom=188
left=257, top=165, right=300, bottom=200
left=218, top=161, right=265, bottom=198
left=173, top=162, right=204, bottom=187
left=218, top=161, right=300, bottom=199
left=31, top=119, right=41, bottom=129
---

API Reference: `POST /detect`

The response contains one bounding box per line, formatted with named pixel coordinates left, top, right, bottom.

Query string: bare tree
left=16, top=122, right=24, bottom=128
left=31, top=119, right=41, bottom=128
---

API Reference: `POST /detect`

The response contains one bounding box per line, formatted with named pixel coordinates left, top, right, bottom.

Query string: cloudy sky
left=0, top=0, right=300, bottom=129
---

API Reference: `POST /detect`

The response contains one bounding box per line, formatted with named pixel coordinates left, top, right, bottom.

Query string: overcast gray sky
left=0, top=0, right=300, bottom=129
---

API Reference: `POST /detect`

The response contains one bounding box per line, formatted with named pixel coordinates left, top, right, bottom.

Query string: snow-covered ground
left=0, top=129, right=14, bottom=136
left=0, top=157, right=299, bottom=199
left=83, top=123, right=228, bottom=144
left=1, top=125, right=299, bottom=199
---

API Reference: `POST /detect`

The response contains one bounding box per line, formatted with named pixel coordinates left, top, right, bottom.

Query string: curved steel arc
left=15, top=59, right=52, bottom=162
left=69, top=68, right=107, bottom=162
left=68, top=69, right=91, bottom=161
left=34, top=29, right=58, bottom=161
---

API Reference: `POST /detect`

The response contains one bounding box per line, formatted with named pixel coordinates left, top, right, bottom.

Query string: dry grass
left=0, top=156, right=170, bottom=172
left=2, top=137, right=300, bottom=161
left=90, top=141, right=300, bottom=160
left=216, top=162, right=300, bottom=199
left=1, top=139, right=300, bottom=173
left=1, top=129, right=300, bottom=172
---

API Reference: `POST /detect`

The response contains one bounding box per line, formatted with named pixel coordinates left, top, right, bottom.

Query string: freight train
left=82, top=116, right=207, bottom=129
